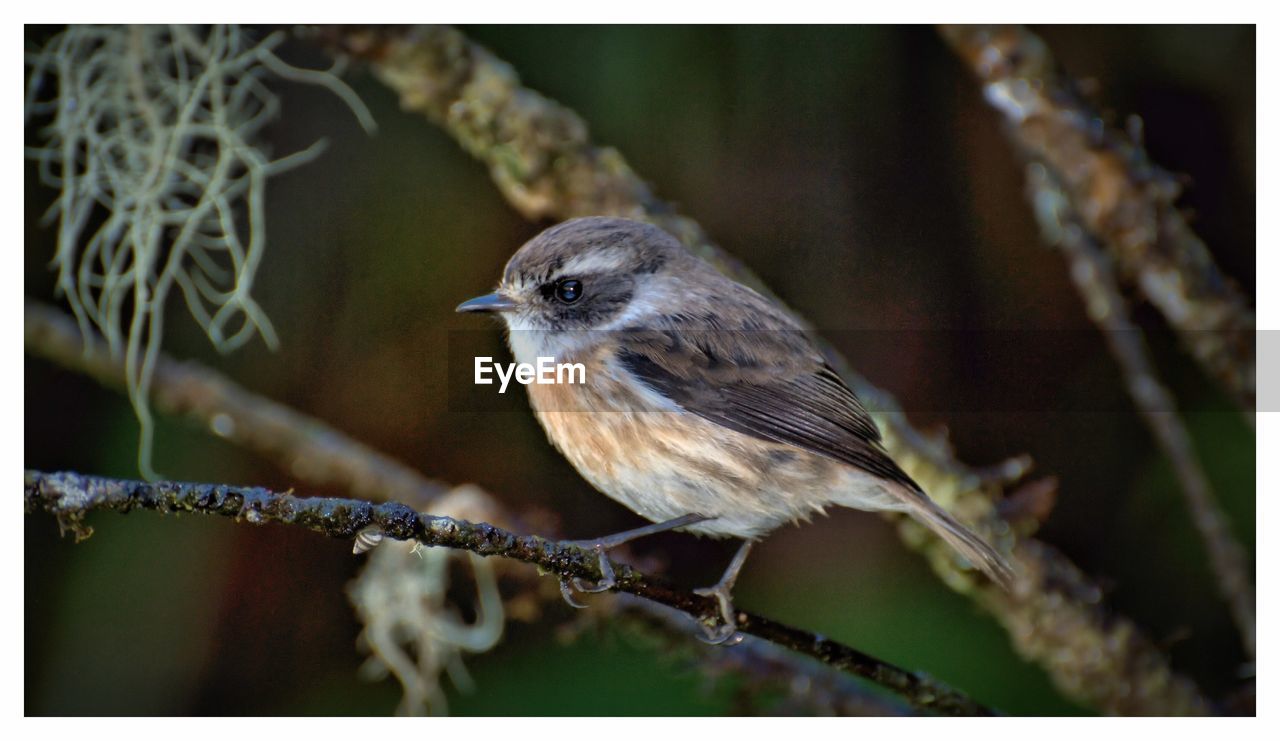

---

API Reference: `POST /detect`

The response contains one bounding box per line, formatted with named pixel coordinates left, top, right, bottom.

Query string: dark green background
left=25, top=25, right=1255, bottom=715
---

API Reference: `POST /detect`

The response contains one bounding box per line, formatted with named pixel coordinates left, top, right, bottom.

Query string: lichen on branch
left=938, top=24, right=1255, bottom=412
left=24, top=24, right=375, bottom=477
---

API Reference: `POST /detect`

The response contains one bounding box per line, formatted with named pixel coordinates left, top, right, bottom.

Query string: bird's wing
left=614, top=303, right=1017, bottom=590
left=614, top=322, right=921, bottom=493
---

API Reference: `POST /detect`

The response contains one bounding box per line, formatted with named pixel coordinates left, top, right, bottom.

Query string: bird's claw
left=694, top=583, right=743, bottom=646
left=558, top=577, right=588, bottom=609
left=571, top=545, right=616, bottom=593
left=697, top=622, right=744, bottom=646
left=572, top=577, right=612, bottom=593
left=558, top=543, right=617, bottom=609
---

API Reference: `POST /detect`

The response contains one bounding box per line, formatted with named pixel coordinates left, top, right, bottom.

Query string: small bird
left=458, top=217, right=1013, bottom=641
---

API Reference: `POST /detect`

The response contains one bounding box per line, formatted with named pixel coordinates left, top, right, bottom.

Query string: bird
left=457, top=216, right=1014, bottom=642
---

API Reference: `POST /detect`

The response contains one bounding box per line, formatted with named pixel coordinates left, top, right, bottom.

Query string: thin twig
left=25, top=297, right=449, bottom=507
left=1026, top=163, right=1255, bottom=658
left=938, top=24, right=1255, bottom=414
left=610, top=596, right=911, bottom=716
left=24, top=468, right=993, bottom=717
left=317, top=25, right=1211, bottom=715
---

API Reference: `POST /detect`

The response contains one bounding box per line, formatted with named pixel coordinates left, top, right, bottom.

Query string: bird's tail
left=898, top=493, right=1016, bottom=591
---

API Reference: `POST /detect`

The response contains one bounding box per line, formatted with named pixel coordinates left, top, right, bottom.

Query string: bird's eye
left=554, top=278, right=583, bottom=303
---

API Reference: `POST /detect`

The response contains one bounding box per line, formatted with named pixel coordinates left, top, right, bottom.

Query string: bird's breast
left=525, top=352, right=674, bottom=481
left=522, top=348, right=844, bottom=538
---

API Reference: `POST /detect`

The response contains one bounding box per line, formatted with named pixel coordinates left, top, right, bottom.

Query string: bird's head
left=457, top=217, right=692, bottom=336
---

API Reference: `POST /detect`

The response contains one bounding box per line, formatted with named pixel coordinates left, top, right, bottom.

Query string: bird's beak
left=455, top=291, right=518, bottom=314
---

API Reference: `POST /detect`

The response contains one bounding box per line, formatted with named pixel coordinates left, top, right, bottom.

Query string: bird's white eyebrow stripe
left=559, top=251, right=630, bottom=277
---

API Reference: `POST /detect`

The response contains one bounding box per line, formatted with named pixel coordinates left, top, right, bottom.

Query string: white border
left=12, top=9, right=1268, bottom=734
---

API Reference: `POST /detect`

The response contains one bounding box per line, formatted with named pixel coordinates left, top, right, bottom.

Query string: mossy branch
left=1025, top=165, right=1255, bottom=658
left=24, top=297, right=450, bottom=508
left=940, top=24, right=1254, bottom=660
left=25, top=468, right=993, bottom=717
left=938, top=24, right=1255, bottom=413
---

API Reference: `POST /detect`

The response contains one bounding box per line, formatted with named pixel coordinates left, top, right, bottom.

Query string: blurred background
left=25, top=25, right=1255, bottom=715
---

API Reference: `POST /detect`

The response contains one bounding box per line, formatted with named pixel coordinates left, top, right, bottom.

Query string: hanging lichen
left=25, top=24, right=375, bottom=477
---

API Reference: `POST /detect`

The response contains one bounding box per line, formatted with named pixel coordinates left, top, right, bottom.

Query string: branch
left=938, top=23, right=1254, bottom=659
left=938, top=24, right=1255, bottom=413
left=611, top=596, right=910, bottom=716
left=318, top=25, right=1211, bottom=715
left=1026, top=165, right=1255, bottom=657
left=24, top=468, right=992, bottom=717
left=24, top=297, right=449, bottom=507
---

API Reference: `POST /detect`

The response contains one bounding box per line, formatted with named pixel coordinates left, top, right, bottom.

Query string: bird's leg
left=693, top=540, right=755, bottom=645
left=559, top=513, right=710, bottom=601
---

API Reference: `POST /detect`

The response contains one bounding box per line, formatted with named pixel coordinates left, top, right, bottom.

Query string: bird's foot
left=557, top=541, right=617, bottom=609
left=554, top=515, right=716, bottom=612
left=571, top=542, right=616, bottom=593
left=693, top=582, right=744, bottom=646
